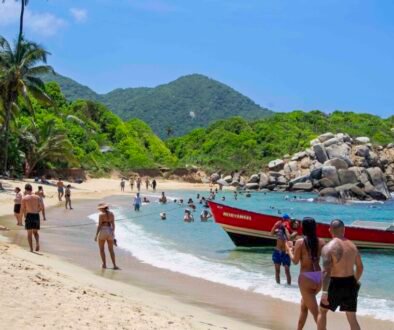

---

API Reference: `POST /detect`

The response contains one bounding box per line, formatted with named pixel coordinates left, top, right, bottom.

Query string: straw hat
left=97, top=202, right=109, bottom=210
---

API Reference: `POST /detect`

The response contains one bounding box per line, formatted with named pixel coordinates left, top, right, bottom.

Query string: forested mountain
left=42, top=73, right=273, bottom=138
left=167, top=111, right=394, bottom=172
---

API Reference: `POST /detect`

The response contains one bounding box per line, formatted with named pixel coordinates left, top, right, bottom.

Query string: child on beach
left=13, top=187, right=23, bottom=226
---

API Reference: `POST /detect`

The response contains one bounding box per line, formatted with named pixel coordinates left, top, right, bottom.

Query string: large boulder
left=325, top=143, right=352, bottom=163
left=366, top=152, right=380, bottom=167
left=354, top=145, right=370, bottom=158
left=310, top=167, right=323, bottom=180
left=277, top=175, right=288, bottom=185
left=245, top=182, right=259, bottom=190
left=291, top=181, right=313, bottom=191
left=319, top=187, right=339, bottom=198
left=321, top=166, right=340, bottom=186
left=324, top=158, right=348, bottom=170
left=366, top=167, right=391, bottom=200
left=291, top=151, right=307, bottom=161
left=318, top=178, right=336, bottom=188
left=355, top=137, right=370, bottom=144
left=323, top=137, right=340, bottom=147
left=248, top=174, right=260, bottom=183
left=318, top=132, right=335, bottom=143
left=223, top=175, right=233, bottom=183
left=338, top=169, right=359, bottom=185
left=335, top=184, right=369, bottom=200
left=313, top=144, right=329, bottom=163
left=300, top=157, right=311, bottom=169
left=210, top=173, right=220, bottom=183
left=284, top=161, right=298, bottom=175
left=259, top=173, right=269, bottom=188
left=348, top=167, right=370, bottom=185
left=268, top=159, right=285, bottom=171
left=289, top=174, right=311, bottom=185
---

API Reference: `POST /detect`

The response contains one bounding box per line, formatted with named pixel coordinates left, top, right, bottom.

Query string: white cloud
left=0, top=1, right=66, bottom=37
left=70, top=8, right=87, bottom=23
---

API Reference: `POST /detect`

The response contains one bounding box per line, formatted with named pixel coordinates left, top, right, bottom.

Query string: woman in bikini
left=286, top=217, right=325, bottom=330
left=94, top=203, right=119, bottom=270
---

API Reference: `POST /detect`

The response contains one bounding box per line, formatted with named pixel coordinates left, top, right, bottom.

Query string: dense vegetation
left=42, top=72, right=273, bottom=138
left=167, top=111, right=394, bottom=172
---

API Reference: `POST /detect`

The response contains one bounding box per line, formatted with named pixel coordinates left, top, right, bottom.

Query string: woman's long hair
left=302, top=217, right=318, bottom=260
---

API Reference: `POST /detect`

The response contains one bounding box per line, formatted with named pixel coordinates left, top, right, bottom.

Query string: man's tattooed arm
left=321, top=244, right=333, bottom=292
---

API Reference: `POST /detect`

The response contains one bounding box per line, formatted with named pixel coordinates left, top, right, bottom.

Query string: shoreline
left=0, top=178, right=393, bottom=329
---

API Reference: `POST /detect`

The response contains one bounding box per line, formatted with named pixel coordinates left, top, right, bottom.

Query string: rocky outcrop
left=210, top=132, right=394, bottom=201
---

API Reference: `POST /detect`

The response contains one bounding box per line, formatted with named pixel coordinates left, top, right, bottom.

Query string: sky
left=1, top=0, right=394, bottom=117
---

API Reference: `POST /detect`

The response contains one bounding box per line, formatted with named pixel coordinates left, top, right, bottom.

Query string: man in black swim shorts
left=21, top=184, right=44, bottom=252
left=317, top=219, right=364, bottom=330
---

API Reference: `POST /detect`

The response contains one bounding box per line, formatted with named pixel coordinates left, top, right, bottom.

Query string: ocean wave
left=88, top=209, right=394, bottom=322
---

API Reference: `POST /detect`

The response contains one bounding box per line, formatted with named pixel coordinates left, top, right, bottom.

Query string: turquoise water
left=96, top=190, right=394, bottom=321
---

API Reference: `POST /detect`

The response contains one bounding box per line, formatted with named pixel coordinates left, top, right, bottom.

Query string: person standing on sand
left=13, top=187, right=23, bottom=226
left=152, top=179, right=157, bottom=191
left=133, top=192, right=142, bottom=211
left=120, top=178, right=125, bottom=192
left=270, top=214, right=296, bottom=285
left=136, top=177, right=141, bottom=192
left=94, top=203, right=119, bottom=270
left=286, top=218, right=325, bottom=330
left=21, top=184, right=43, bottom=252
left=57, top=178, right=64, bottom=201
left=65, top=185, right=73, bottom=210
left=317, top=219, right=363, bottom=330
left=129, top=177, right=134, bottom=191
left=35, top=186, right=47, bottom=221
left=145, top=177, right=150, bottom=190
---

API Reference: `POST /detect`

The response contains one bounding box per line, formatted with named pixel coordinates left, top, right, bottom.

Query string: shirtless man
left=57, top=178, right=64, bottom=201
left=21, top=184, right=44, bottom=252
left=270, top=214, right=297, bottom=285
left=317, top=219, right=364, bottom=330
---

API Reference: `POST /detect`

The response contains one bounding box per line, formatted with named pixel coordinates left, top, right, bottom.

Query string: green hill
left=167, top=111, right=394, bottom=172
left=42, top=73, right=273, bottom=138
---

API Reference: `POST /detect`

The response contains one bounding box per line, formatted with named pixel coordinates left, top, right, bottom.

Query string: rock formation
left=210, top=132, right=394, bottom=201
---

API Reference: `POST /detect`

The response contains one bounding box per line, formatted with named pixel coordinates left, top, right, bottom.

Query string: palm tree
left=1, top=0, right=29, bottom=46
left=0, top=35, right=53, bottom=174
left=19, top=118, right=75, bottom=177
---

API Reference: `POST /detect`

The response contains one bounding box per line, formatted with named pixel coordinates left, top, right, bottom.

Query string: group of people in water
left=12, top=180, right=364, bottom=329
left=271, top=214, right=363, bottom=330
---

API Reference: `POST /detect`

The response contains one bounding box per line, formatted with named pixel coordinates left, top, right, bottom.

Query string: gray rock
left=318, top=132, right=335, bottom=143
left=223, top=175, right=232, bottom=183
left=318, top=178, right=335, bottom=188
left=300, top=157, right=311, bottom=169
left=289, top=174, right=311, bottom=185
left=387, top=143, right=394, bottom=149
left=352, top=156, right=369, bottom=168
left=291, top=151, right=307, bottom=161
left=335, top=184, right=369, bottom=200
left=323, top=137, right=340, bottom=147
left=326, top=143, right=351, bottom=161
left=277, top=176, right=288, bottom=185
left=338, top=169, right=359, bottom=185
left=210, top=173, right=220, bottom=182
left=248, top=174, right=260, bottom=183
left=367, top=152, right=380, bottom=167
left=268, top=159, right=285, bottom=171
left=324, top=158, right=349, bottom=170
left=321, top=166, right=340, bottom=186
left=319, top=188, right=339, bottom=198
left=366, top=167, right=391, bottom=200
left=313, top=144, right=329, bottom=163
left=245, top=182, right=259, bottom=190
left=355, top=137, right=370, bottom=144
left=284, top=161, right=298, bottom=174
left=291, top=182, right=313, bottom=191
left=259, top=173, right=269, bottom=188
left=310, top=167, right=323, bottom=180
left=310, top=138, right=320, bottom=146
left=348, top=167, right=370, bottom=185
left=354, top=145, right=370, bottom=157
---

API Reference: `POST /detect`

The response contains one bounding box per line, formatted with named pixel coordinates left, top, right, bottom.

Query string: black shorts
left=321, top=276, right=360, bottom=312
left=14, top=204, right=21, bottom=214
left=25, top=213, right=40, bottom=230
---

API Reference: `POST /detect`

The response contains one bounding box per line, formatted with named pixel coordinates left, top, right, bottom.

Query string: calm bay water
left=92, top=190, right=394, bottom=321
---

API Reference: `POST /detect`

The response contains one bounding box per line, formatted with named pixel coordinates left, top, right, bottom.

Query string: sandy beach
left=0, top=177, right=393, bottom=330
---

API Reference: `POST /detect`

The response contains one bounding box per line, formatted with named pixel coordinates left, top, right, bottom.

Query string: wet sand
left=2, top=195, right=393, bottom=330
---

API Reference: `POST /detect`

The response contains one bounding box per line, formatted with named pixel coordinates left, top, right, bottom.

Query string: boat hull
left=209, top=201, right=394, bottom=249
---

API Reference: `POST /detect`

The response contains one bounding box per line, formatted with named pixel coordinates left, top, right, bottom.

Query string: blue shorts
left=134, top=204, right=140, bottom=211
left=272, top=250, right=291, bottom=267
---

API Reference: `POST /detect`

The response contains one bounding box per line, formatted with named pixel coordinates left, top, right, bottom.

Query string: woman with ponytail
left=286, top=217, right=325, bottom=330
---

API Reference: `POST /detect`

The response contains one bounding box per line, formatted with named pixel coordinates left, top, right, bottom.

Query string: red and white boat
left=208, top=201, right=394, bottom=249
